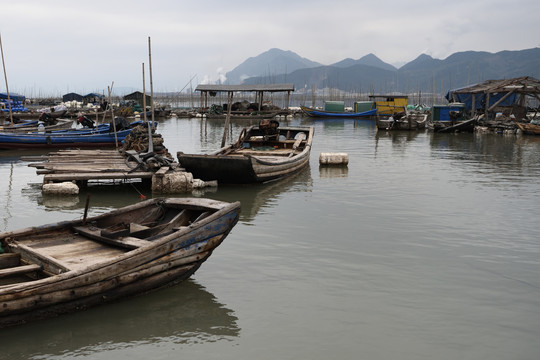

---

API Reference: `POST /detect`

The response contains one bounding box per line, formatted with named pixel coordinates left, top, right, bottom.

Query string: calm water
left=1, top=116, right=540, bottom=360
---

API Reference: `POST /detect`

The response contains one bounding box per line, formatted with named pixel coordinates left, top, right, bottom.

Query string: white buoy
left=319, top=152, right=349, bottom=166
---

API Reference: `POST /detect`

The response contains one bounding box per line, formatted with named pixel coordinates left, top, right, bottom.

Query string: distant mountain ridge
left=225, top=48, right=540, bottom=94
left=225, top=48, right=322, bottom=84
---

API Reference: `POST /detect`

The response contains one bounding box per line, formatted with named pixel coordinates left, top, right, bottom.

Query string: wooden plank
left=0, top=253, right=20, bottom=269
left=8, top=242, right=71, bottom=275
left=73, top=225, right=151, bottom=250
left=43, top=171, right=154, bottom=182
left=0, top=264, right=41, bottom=279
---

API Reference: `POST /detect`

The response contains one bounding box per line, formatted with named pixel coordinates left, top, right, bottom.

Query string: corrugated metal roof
left=450, top=76, right=540, bottom=94
left=195, top=84, right=295, bottom=92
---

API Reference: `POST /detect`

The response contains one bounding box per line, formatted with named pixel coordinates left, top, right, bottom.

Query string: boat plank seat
left=73, top=225, right=152, bottom=250
left=236, top=149, right=292, bottom=156
left=0, top=264, right=42, bottom=279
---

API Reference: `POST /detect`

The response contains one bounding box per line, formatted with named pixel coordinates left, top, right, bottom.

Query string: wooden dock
left=26, top=149, right=160, bottom=185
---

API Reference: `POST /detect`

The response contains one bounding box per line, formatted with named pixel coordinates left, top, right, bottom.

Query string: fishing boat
left=300, top=105, right=376, bottom=118
left=0, top=197, right=241, bottom=328
left=0, top=120, right=155, bottom=150
left=516, top=121, right=540, bottom=135
left=430, top=117, right=477, bottom=133
left=0, top=117, right=73, bottom=133
left=177, top=120, right=314, bottom=184
left=376, top=112, right=428, bottom=130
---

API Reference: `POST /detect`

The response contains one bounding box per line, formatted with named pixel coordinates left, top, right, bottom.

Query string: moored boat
left=0, top=197, right=241, bottom=328
left=300, top=105, right=376, bottom=118
left=0, top=120, right=156, bottom=150
left=177, top=120, right=314, bottom=183
left=0, top=117, right=73, bottom=133
left=376, top=111, right=428, bottom=130
left=516, top=121, right=540, bottom=135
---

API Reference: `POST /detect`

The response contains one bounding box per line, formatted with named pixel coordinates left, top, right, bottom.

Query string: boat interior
left=227, top=121, right=310, bottom=157
left=0, top=204, right=212, bottom=286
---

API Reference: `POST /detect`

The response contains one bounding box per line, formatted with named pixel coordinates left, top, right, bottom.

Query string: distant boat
left=376, top=112, right=428, bottom=131
left=300, top=105, right=376, bottom=118
left=430, top=117, right=477, bottom=133
left=0, top=197, right=241, bottom=328
left=178, top=121, right=314, bottom=183
left=516, top=121, right=540, bottom=135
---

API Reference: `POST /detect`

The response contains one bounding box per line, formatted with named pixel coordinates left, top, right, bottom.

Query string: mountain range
left=225, top=47, right=540, bottom=94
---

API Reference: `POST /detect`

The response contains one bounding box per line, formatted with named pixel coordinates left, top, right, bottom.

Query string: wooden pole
left=148, top=37, right=155, bottom=127
left=147, top=37, right=154, bottom=153
left=108, top=83, right=118, bottom=150
left=82, top=194, right=91, bottom=225
left=0, top=33, right=14, bottom=126
left=142, top=63, right=147, bottom=125
left=221, top=91, right=233, bottom=147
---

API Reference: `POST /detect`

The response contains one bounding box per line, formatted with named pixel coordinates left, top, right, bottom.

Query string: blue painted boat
left=300, top=105, right=377, bottom=118
left=0, top=121, right=157, bottom=150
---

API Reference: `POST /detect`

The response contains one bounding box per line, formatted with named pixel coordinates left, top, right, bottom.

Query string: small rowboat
left=0, top=197, right=241, bottom=328
left=516, top=122, right=540, bottom=135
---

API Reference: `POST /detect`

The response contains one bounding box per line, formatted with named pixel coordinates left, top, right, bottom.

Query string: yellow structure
left=369, top=95, right=408, bottom=116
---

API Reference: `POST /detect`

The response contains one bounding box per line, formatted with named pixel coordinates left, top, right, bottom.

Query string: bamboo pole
left=108, top=82, right=118, bottom=150
left=142, top=63, right=147, bottom=125
left=0, top=33, right=14, bottom=126
left=147, top=37, right=154, bottom=153
left=221, top=91, right=233, bottom=147
left=148, top=37, right=155, bottom=125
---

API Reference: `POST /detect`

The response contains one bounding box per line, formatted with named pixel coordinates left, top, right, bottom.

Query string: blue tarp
left=0, top=92, right=26, bottom=102
left=445, top=89, right=517, bottom=110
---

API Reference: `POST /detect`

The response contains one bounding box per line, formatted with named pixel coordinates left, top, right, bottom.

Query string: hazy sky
left=1, top=0, right=539, bottom=96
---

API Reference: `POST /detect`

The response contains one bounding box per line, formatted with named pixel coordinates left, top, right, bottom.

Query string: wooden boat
left=516, top=122, right=540, bottom=135
left=430, top=117, right=477, bottom=133
left=0, top=197, right=241, bottom=328
left=300, top=105, right=376, bottom=118
left=177, top=121, right=314, bottom=183
left=0, top=120, right=155, bottom=150
left=204, top=111, right=282, bottom=120
left=0, top=118, right=74, bottom=133
left=376, top=112, right=428, bottom=130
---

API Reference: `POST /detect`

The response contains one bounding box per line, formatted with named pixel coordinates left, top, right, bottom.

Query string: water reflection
left=22, top=182, right=153, bottom=214
left=319, top=165, right=349, bottom=178
left=1, top=280, right=239, bottom=360
left=191, top=166, right=313, bottom=222
left=21, top=166, right=313, bottom=224
left=375, top=129, right=421, bottom=144
left=430, top=132, right=540, bottom=170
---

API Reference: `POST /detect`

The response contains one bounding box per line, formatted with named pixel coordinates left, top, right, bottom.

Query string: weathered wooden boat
left=430, top=117, right=477, bottom=133
left=516, top=121, right=540, bottom=135
left=0, top=197, right=241, bottom=328
left=177, top=121, right=314, bottom=183
left=300, top=105, right=376, bottom=118
left=376, top=112, right=428, bottom=130
left=0, top=118, right=74, bottom=133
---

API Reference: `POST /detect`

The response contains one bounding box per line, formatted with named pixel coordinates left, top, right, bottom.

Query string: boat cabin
left=431, top=103, right=467, bottom=122
left=368, top=95, right=408, bottom=116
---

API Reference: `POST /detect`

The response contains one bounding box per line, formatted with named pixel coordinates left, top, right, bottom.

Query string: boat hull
left=376, top=113, right=428, bottom=130
left=300, top=105, right=376, bottom=118
left=516, top=122, right=540, bottom=135
left=0, top=197, right=241, bottom=327
left=177, top=125, right=314, bottom=184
